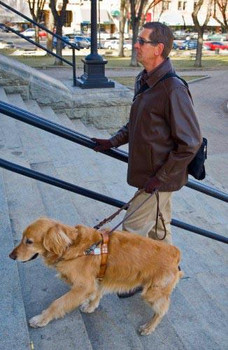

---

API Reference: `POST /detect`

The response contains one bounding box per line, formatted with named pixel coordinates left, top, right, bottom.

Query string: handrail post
left=72, top=47, right=76, bottom=87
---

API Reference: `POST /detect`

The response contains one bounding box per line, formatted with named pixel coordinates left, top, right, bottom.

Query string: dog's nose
left=9, top=251, right=17, bottom=260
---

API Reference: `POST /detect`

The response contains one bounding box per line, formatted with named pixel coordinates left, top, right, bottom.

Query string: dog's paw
left=80, top=304, right=97, bottom=314
left=138, top=323, right=154, bottom=336
left=80, top=300, right=99, bottom=314
left=29, top=314, right=49, bottom=328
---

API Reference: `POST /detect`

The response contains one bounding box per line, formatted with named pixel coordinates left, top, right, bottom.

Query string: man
left=93, top=22, right=202, bottom=246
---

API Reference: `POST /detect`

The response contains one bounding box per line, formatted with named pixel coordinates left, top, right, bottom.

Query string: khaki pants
left=122, top=190, right=172, bottom=244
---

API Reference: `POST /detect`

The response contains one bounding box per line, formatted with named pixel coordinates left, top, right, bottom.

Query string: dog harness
left=83, top=230, right=109, bottom=281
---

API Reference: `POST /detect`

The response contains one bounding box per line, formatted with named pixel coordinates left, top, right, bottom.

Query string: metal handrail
left=0, top=158, right=227, bottom=244
left=0, top=101, right=227, bottom=203
left=0, top=1, right=79, bottom=86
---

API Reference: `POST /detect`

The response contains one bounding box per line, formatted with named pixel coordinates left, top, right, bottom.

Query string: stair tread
left=0, top=169, right=31, bottom=350
left=0, top=86, right=227, bottom=350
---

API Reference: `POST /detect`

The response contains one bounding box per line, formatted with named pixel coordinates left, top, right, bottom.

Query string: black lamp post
left=76, top=0, right=114, bottom=88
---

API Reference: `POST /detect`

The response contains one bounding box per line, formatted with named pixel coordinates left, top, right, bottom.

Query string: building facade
left=0, top=0, right=223, bottom=34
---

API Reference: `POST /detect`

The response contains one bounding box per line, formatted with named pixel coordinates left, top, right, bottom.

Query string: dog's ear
left=43, top=224, right=72, bottom=256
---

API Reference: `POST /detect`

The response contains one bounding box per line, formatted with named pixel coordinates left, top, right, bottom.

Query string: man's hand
left=91, top=138, right=113, bottom=152
left=144, top=176, right=162, bottom=193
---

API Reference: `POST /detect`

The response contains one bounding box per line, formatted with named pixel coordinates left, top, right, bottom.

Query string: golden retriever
left=9, top=217, right=183, bottom=335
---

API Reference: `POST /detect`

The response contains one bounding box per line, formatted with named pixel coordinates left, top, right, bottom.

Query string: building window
left=178, top=1, right=187, bottom=10
left=162, top=1, right=171, bottom=10
left=65, top=11, right=72, bottom=27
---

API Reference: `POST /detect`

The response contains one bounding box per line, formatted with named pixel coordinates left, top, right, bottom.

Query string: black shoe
left=117, top=286, right=143, bottom=299
left=178, top=265, right=181, bottom=271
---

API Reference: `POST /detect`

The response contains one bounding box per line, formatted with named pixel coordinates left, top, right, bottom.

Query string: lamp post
left=98, top=0, right=101, bottom=48
left=76, top=0, right=114, bottom=89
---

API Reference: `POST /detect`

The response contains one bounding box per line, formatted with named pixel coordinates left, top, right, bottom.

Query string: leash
left=94, top=189, right=145, bottom=230
left=99, top=189, right=157, bottom=236
left=87, top=189, right=166, bottom=280
left=94, top=189, right=166, bottom=240
left=95, top=190, right=157, bottom=280
left=155, top=191, right=167, bottom=241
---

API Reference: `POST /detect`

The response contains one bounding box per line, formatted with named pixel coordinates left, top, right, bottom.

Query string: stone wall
left=0, top=54, right=133, bottom=133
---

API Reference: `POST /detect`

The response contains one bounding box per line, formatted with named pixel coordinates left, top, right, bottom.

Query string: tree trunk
left=194, top=30, right=203, bottom=67
left=46, top=11, right=54, bottom=55
left=49, top=0, right=68, bottom=66
left=118, top=0, right=127, bottom=57
left=35, top=26, right=40, bottom=44
left=118, top=15, right=126, bottom=56
left=192, top=0, right=213, bottom=68
left=129, top=0, right=148, bottom=67
left=55, top=20, right=63, bottom=66
left=130, top=18, right=140, bottom=66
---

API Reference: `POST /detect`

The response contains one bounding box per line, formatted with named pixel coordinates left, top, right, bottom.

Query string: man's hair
left=142, top=22, right=174, bottom=59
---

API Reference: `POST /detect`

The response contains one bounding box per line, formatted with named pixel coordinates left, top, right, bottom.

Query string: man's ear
left=155, top=43, right=164, bottom=56
left=43, top=225, right=72, bottom=256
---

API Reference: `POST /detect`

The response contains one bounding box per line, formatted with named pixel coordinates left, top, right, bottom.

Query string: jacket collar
left=142, top=58, right=175, bottom=88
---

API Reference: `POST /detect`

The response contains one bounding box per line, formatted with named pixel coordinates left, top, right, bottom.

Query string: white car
left=104, top=40, right=132, bottom=50
left=103, top=40, right=119, bottom=50
left=21, top=28, right=35, bottom=38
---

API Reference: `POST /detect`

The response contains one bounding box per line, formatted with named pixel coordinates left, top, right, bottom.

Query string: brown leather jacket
left=110, top=58, right=202, bottom=192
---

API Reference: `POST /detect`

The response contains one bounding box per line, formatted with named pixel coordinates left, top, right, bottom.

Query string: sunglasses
left=136, top=37, right=158, bottom=46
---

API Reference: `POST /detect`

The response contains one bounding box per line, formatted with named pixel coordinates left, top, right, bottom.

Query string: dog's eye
left=26, top=238, right=33, bottom=245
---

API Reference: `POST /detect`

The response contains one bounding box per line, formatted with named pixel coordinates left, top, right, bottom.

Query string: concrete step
left=0, top=168, right=31, bottom=350
left=39, top=109, right=133, bottom=227
left=1, top=96, right=93, bottom=350
left=0, top=89, right=227, bottom=350
left=22, top=103, right=148, bottom=349
left=0, top=88, right=23, bottom=153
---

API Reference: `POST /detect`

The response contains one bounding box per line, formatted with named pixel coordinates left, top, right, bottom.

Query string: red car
left=204, top=41, right=228, bottom=51
left=39, top=30, right=47, bottom=38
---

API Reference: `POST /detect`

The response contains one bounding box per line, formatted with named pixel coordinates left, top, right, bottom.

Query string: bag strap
left=133, top=82, right=149, bottom=100
left=133, top=72, right=191, bottom=101
left=155, top=72, right=189, bottom=88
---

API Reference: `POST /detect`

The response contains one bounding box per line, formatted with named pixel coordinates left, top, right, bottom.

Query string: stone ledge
left=0, top=53, right=133, bottom=132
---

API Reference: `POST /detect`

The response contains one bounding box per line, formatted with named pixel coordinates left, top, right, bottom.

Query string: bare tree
left=212, top=0, right=228, bottom=31
left=118, top=0, right=129, bottom=57
left=27, top=0, right=46, bottom=43
left=49, top=0, right=68, bottom=65
left=129, top=0, right=147, bottom=66
left=192, top=0, right=213, bottom=68
left=129, top=0, right=162, bottom=66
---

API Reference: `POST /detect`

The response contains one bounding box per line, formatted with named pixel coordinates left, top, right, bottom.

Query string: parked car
left=103, top=40, right=131, bottom=50
left=103, top=40, right=118, bottom=50
left=173, top=30, right=187, bottom=40
left=39, top=30, right=47, bottom=38
left=21, top=28, right=35, bottom=37
left=178, top=40, right=198, bottom=50
left=204, top=41, right=228, bottom=51
left=85, top=37, right=104, bottom=49
left=172, top=42, right=179, bottom=50
left=73, top=36, right=90, bottom=49
left=0, top=40, right=15, bottom=49
left=207, top=33, right=227, bottom=42
left=124, top=41, right=132, bottom=50
left=53, top=34, right=80, bottom=49
left=21, top=28, right=47, bottom=38
left=53, top=35, right=69, bottom=48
